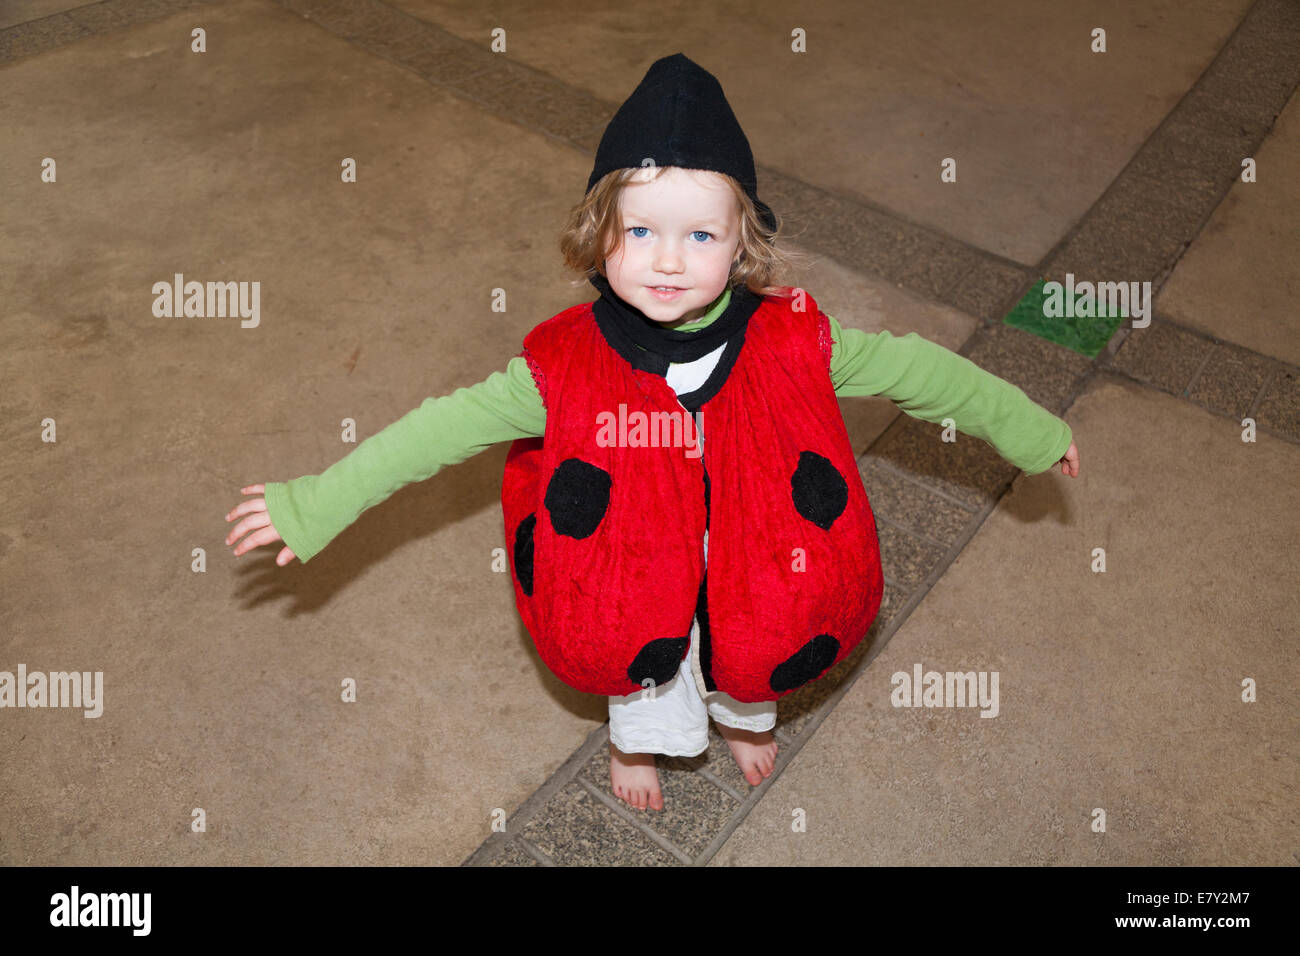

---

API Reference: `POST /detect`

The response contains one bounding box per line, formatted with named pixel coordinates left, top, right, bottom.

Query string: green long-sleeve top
left=263, top=288, right=1073, bottom=564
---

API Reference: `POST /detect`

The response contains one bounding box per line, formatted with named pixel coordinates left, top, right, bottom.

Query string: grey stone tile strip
left=1105, top=317, right=1300, bottom=442
left=0, top=0, right=216, bottom=60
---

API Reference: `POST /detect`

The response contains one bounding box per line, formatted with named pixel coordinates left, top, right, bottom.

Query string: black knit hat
left=586, top=53, right=778, bottom=233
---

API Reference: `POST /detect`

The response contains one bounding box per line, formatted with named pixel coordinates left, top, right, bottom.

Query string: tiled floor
left=2, top=0, right=1295, bottom=867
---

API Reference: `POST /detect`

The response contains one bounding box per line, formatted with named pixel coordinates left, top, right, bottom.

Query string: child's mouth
left=648, top=286, right=686, bottom=300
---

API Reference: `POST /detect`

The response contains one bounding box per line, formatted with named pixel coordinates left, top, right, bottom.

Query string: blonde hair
left=558, top=166, right=807, bottom=299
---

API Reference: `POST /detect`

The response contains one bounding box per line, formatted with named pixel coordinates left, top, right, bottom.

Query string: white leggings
left=607, top=529, right=776, bottom=757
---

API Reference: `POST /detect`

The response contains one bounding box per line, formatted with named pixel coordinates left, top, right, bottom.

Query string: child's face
left=604, top=166, right=742, bottom=329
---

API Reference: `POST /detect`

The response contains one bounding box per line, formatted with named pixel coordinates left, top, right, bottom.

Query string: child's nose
left=653, top=244, right=684, bottom=272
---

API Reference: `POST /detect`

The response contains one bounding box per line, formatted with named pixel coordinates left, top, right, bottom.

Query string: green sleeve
left=826, top=314, right=1072, bottom=476
left=262, top=355, right=546, bottom=563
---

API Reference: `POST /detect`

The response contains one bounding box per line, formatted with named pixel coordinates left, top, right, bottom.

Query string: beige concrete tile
left=711, top=379, right=1299, bottom=865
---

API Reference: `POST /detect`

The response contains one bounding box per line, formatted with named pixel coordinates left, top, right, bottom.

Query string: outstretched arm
left=826, top=314, right=1074, bottom=476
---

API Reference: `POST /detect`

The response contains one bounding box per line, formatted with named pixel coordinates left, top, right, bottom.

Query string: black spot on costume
left=791, top=450, right=849, bottom=530
left=543, top=458, right=611, bottom=539
left=770, top=634, right=842, bottom=694
left=627, top=636, right=690, bottom=688
left=513, top=512, right=536, bottom=596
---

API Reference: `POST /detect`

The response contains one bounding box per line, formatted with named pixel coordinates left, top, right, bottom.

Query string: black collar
left=589, top=272, right=761, bottom=376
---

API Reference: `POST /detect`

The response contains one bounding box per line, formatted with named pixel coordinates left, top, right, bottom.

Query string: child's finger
left=227, top=511, right=271, bottom=551
left=225, top=497, right=267, bottom=522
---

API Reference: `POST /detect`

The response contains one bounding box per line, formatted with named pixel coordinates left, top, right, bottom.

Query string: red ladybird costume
left=502, top=287, right=883, bottom=703
left=501, top=52, right=883, bottom=703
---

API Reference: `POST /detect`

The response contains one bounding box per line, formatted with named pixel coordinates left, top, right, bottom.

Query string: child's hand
left=1058, top=441, right=1080, bottom=478
left=225, top=484, right=298, bottom=566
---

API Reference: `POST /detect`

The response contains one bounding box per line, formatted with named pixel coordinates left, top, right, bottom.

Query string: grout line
left=864, top=445, right=985, bottom=512
left=1182, top=341, right=1221, bottom=398
left=692, top=764, right=746, bottom=804
left=880, top=572, right=906, bottom=592
left=872, top=509, right=965, bottom=554
left=1099, top=307, right=1300, bottom=447
left=1146, top=316, right=1300, bottom=389
left=516, top=836, right=555, bottom=866
left=691, top=750, right=798, bottom=864
left=1151, top=308, right=1300, bottom=361
left=574, top=777, right=694, bottom=865
left=1096, top=362, right=1300, bottom=447
left=1243, top=364, right=1282, bottom=425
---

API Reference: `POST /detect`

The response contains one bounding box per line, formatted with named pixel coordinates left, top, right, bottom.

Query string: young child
left=226, top=54, right=1079, bottom=814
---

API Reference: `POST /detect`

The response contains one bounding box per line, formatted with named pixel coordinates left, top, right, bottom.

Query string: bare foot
left=716, top=724, right=777, bottom=786
left=609, top=741, right=664, bottom=811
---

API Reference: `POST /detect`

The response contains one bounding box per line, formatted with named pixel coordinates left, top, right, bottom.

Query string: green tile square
left=1003, top=278, right=1127, bottom=358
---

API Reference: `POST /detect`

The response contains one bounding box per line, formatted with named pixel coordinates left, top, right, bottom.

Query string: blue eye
left=627, top=226, right=713, bottom=241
